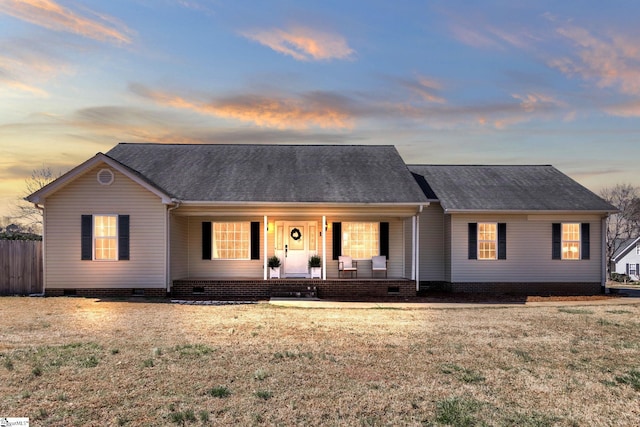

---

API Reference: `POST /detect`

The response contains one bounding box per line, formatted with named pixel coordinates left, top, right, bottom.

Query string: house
left=27, top=143, right=617, bottom=299
left=408, top=165, right=616, bottom=294
left=611, top=237, right=640, bottom=281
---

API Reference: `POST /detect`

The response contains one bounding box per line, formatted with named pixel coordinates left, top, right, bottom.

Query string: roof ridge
left=116, top=142, right=394, bottom=148
left=408, top=164, right=554, bottom=167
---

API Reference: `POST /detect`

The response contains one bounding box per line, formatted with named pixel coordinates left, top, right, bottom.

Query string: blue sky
left=1, top=0, right=640, bottom=218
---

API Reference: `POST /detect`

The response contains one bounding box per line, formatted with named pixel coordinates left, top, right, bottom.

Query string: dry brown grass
left=1, top=297, right=639, bottom=426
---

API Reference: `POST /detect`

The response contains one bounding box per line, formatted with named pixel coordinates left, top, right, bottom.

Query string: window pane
left=94, top=215, right=117, bottom=260
left=212, top=222, right=250, bottom=259
left=561, top=223, right=580, bottom=260
left=342, top=222, right=379, bottom=259
left=478, top=223, right=497, bottom=260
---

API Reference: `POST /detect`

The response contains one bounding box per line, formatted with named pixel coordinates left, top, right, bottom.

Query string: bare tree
left=600, top=183, right=640, bottom=274
left=13, top=166, right=62, bottom=233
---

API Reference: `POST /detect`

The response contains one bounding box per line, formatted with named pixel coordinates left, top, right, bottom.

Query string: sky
left=2, top=0, right=640, bottom=220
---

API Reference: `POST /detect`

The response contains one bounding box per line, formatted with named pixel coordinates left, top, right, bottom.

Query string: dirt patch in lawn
left=0, top=297, right=639, bottom=426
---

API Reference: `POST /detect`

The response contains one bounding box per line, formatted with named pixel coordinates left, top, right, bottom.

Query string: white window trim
left=93, top=214, right=118, bottom=261
left=212, top=221, right=251, bottom=260
left=561, top=223, right=581, bottom=261
left=477, top=222, right=497, bottom=261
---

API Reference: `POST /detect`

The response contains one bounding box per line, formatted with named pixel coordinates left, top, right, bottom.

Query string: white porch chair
left=338, top=255, right=358, bottom=278
left=371, top=255, right=388, bottom=278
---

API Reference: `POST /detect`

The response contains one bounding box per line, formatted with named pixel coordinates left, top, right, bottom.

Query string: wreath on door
left=290, top=228, right=302, bottom=241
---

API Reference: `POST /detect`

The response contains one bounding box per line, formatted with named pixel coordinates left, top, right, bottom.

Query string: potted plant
left=308, top=254, right=321, bottom=279
left=268, top=255, right=281, bottom=279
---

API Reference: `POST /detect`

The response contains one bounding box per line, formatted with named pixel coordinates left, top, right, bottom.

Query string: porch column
left=322, top=215, right=327, bottom=280
left=415, top=213, right=420, bottom=291
left=411, top=216, right=416, bottom=281
left=263, top=215, right=268, bottom=280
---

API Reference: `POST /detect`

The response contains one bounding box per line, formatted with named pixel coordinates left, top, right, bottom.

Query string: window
left=342, top=222, right=379, bottom=259
left=630, top=264, right=638, bottom=275
left=212, top=222, right=250, bottom=259
left=562, top=223, right=580, bottom=260
left=478, top=223, right=497, bottom=260
left=468, top=223, right=506, bottom=260
left=636, top=244, right=640, bottom=255
left=94, top=215, right=118, bottom=260
left=81, top=214, right=129, bottom=261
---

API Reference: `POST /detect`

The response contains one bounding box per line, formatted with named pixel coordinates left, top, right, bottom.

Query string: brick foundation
left=171, top=279, right=416, bottom=300
left=446, top=282, right=602, bottom=295
left=45, top=288, right=167, bottom=298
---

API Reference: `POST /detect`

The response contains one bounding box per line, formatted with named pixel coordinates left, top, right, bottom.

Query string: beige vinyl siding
left=44, top=165, right=166, bottom=289
left=170, top=216, right=189, bottom=280
left=418, top=203, right=445, bottom=281
left=450, top=214, right=602, bottom=283
left=404, top=217, right=413, bottom=278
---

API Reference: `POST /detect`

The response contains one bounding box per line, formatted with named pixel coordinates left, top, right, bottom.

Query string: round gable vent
left=97, top=168, right=115, bottom=185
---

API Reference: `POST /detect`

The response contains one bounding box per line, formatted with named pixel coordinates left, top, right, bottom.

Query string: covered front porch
left=171, top=278, right=417, bottom=300
left=169, top=204, right=426, bottom=299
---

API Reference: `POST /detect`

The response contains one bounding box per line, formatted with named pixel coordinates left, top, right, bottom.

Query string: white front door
left=276, top=221, right=318, bottom=278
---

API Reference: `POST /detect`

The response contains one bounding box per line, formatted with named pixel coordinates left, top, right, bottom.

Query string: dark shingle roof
left=408, top=165, right=617, bottom=212
left=106, top=143, right=428, bottom=204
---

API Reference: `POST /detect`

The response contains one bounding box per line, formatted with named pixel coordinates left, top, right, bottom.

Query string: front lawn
left=0, top=297, right=639, bottom=426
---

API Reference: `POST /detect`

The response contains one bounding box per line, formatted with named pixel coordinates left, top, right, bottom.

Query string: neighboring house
left=27, top=143, right=617, bottom=299
left=611, top=237, right=640, bottom=281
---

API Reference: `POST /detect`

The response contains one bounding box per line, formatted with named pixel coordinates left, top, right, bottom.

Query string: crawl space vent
left=97, top=169, right=114, bottom=185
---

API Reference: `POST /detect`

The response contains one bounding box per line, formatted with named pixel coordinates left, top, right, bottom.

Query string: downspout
left=166, top=199, right=182, bottom=294
left=415, top=205, right=424, bottom=292
left=32, top=203, right=46, bottom=297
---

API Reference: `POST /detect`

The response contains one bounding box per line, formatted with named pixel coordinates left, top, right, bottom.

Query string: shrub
left=268, top=256, right=281, bottom=268
left=308, top=255, right=321, bottom=268
left=611, top=273, right=630, bottom=282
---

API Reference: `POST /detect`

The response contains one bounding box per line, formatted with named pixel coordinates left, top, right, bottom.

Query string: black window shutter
left=332, top=222, right=342, bottom=260
left=380, top=222, right=389, bottom=259
left=468, top=223, right=477, bottom=260
left=81, top=215, right=93, bottom=260
left=250, top=221, right=260, bottom=260
left=202, top=222, right=212, bottom=260
left=581, top=223, right=590, bottom=260
left=636, top=264, right=639, bottom=275
left=118, top=215, right=130, bottom=260
left=497, top=223, right=507, bottom=260
left=626, top=263, right=630, bottom=275
left=552, top=223, right=561, bottom=260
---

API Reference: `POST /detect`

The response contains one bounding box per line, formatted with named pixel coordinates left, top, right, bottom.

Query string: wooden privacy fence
left=0, top=240, right=43, bottom=295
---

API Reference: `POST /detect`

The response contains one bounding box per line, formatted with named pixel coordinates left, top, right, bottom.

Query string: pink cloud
left=241, top=26, right=354, bottom=61
left=0, top=0, right=132, bottom=44
left=550, top=25, right=640, bottom=95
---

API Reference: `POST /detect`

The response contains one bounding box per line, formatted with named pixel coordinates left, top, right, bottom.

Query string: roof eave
left=26, top=153, right=174, bottom=205
left=612, top=236, right=640, bottom=262
left=442, top=208, right=618, bottom=215
left=178, top=200, right=429, bottom=207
